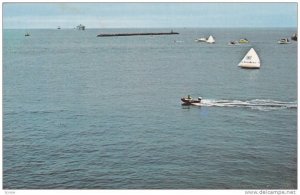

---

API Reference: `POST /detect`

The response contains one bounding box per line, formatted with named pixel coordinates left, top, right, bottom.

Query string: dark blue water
left=3, top=28, right=297, bottom=189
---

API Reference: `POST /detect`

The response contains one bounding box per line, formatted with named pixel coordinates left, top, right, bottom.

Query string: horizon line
left=3, top=26, right=298, bottom=30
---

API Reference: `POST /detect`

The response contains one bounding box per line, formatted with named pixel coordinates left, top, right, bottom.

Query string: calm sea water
left=3, top=28, right=297, bottom=189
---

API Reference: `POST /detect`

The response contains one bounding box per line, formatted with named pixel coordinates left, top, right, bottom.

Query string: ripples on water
left=3, top=28, right=297, bottom=189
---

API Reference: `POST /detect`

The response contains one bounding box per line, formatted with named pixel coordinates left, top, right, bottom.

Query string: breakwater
left=97, top=32, right=179, bottom=37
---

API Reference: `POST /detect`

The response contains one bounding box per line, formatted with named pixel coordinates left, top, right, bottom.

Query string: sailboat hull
left=238, top=63, right=260, bottom=69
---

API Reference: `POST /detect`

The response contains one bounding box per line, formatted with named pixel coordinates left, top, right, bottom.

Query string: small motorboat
left=238, top=38, right=249, bottom=44
left=25, top=33, right=30, bottom=36
left=228, top=40, right=239, bottom=45
left=277, top=38, right=291, bottom=44
left=181, top=95, right=202, bottom=105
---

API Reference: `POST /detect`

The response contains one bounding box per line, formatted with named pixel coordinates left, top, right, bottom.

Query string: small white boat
left=277, top=38, right=291, bottom=44
left=206, top=35, right=215, bottom=43
left=195, top=37, right=207, bottom=42
left=238, top=48, right=260, bottom=69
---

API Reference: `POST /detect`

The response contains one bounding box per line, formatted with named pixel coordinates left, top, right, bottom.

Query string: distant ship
left=76, top=24, right=85, bottom=30
left=57, top=26, right=61, bottom=29
left=25, top=32, right=30, bottom=36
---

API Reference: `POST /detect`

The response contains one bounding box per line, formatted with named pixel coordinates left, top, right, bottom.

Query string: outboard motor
left=198, top=97, right=202, bottom=102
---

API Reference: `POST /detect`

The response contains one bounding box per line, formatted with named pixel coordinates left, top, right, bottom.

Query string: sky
left=3, top=3, right=298, bottom=29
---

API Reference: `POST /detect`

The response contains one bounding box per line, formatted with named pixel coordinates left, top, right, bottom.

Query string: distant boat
left=238, top=48, right=260, bottom=69
left=238, top=38, right=249, bottom=44
left=291, top=33, right=297, bottom=41
left=76, top=24, right=85, bottom=30
left=181, top=95, right=202, bottom=105
left=228, top=40, right=239, bottom=46
left=195, top=37, right=207, bottom=42
left=206, top=35, right=215, bottom=43
left=57, top=26, right=61, bottom=29
left=25, top=33, right=30, bottom=36
left=277, top=38, right=291, bottom=44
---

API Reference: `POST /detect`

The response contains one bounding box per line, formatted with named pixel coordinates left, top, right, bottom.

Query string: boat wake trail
left=191, top=99, right=297, bottom=111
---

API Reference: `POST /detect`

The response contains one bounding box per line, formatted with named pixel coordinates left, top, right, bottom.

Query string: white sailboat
left=206, top=35, right=215, bottom=43
left=238, top=48, right=260, bottom=69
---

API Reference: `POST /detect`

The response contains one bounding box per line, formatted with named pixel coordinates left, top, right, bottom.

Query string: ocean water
left=3, top=28, right=297, bottom=189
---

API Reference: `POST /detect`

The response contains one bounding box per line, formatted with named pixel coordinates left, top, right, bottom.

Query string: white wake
left=190, top=99, right=297, bottom=111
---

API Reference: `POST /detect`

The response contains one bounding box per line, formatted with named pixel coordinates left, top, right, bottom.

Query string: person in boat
left=198, top=97, right=202, bottom=103
left=187, top=95, right=192, bottom=99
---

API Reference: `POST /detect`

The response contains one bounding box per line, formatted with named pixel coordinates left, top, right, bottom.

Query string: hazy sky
left=3, top=3, right=297, bottom=29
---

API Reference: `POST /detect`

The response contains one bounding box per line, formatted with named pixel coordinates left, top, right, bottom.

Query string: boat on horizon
left=238, top=48, right=260, bottom=69
left=76, top=24, right=85, bottom=30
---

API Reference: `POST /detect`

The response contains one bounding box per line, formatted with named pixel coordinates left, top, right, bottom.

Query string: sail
left=238, top=48, right=260, bottom=69
left=206, top=35, right=215, bottom=43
